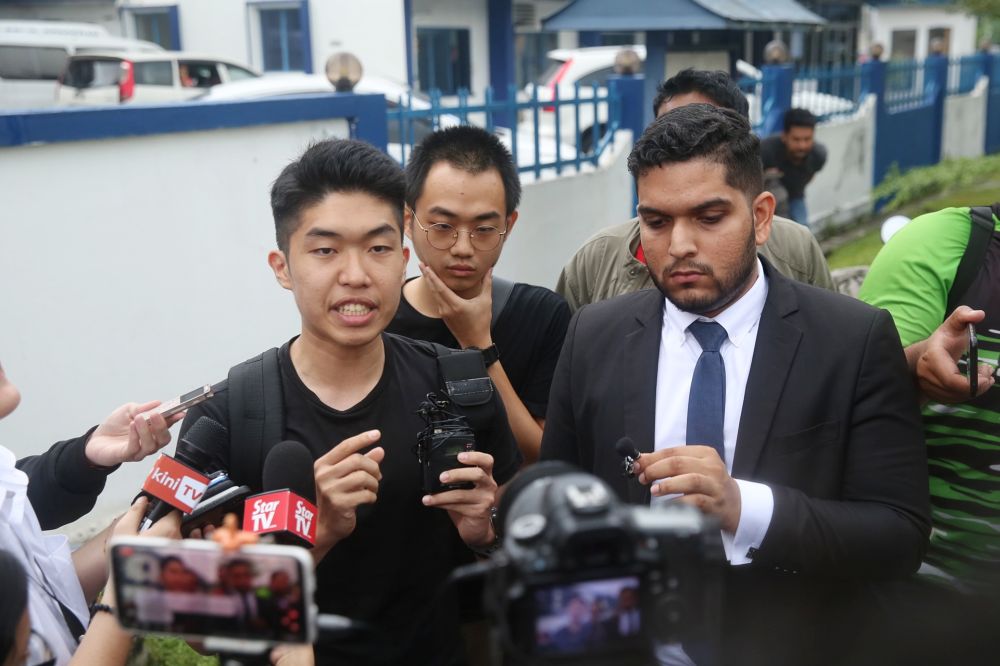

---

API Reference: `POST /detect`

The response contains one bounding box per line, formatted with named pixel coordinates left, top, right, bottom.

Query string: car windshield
left=63, top=58, right=121, bottom=88
left=535, top=58, right=567, bottom=86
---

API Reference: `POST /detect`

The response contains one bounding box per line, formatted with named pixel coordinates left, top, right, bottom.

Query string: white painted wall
left=412, top=0, right=490, bottom=98
left=943, top=75, right=987, bottom=160
left=0, top=115, right=349, bottom=541
left=806, top=96, right=876, bottom=232
left=500, top=132, right=633, bottom=289
left=119, top=0, right=409, bottom=83
left=0, top=4, right=121, bottom=35
left=309, top=0, right=407, bottom=83
left=862, top=4, right=978, bottom=60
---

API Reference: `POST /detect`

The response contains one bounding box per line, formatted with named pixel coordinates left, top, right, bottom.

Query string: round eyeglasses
left=409, top=208, right=508, bottom=252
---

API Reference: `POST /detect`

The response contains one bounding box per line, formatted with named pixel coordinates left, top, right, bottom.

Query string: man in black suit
left=540, top=105, right=930, bottom=664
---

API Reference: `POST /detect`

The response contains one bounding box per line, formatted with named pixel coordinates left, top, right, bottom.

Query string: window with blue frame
left=260, top=6, right=305, bottom=72
left=416, top=27, right=470, bottom=95
left=128, top=7, right=180, bottom=50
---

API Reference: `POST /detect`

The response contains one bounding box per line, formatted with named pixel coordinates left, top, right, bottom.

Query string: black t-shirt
left=386, top=279, right=571, bottom=418
left=181, top=334, right=521, bottom=665
left=760, top=134, right=827, bottom=200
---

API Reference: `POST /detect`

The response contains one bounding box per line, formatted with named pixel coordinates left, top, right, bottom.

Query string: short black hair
left=0, top=550, right=28, bottom=663
left=627, top=104, right=763, bottom=197
left=270, top=139, right=406, bottom=252
left=783, top=108, right=817, bottom=132
left=652, top=68, right=750, bottom=119
left=405, top=125, right=521, bottom=216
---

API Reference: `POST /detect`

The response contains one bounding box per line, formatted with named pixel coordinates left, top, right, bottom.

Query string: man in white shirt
left=540, top=104, right=930, bottom=665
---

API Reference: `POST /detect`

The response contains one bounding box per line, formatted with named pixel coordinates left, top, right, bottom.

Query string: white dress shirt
left=652, top=258, right=774, bottom=565
left=0, top=445, right=90, bottom=665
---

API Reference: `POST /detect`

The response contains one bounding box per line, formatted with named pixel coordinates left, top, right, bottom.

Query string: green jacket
left=556, top=215, right=835, bottom=311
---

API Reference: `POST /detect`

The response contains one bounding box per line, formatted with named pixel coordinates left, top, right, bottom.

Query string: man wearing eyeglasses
left=388, top=126, right=571, bottom=464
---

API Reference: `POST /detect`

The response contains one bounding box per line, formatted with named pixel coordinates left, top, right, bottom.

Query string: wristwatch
left=466, top=343, right=500, bottom=367
left=470, top=506, right=502, bottom=557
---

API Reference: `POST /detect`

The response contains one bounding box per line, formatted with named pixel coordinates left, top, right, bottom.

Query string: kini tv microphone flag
left=243, top=440, right=318, bottom=547
left=140, top=416, right=229, bottom=530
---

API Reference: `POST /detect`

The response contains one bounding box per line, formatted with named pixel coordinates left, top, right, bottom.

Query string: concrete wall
left=500, top=132, right=633, bottom=289
left=0, top=115, right=349, bottom=540
left=862, top=4, right=978, bottom=60
left=943, top=76, right=988, bottom=160
left=806, top=96, right=876, bottom=232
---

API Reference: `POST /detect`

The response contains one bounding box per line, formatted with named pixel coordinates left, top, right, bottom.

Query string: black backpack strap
left=947, top=206, right=996, bottom=315
left=434, top=343, right=495, bottom=432
left=491, top=276, right=516, bottom=327
left=227, top=347, right=283, bottom=489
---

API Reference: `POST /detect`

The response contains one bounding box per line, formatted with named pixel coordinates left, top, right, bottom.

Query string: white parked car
left=0, top=20, right=162, bottom=109
left=56, top=51, right=259, bottom=106
left=526, top=45, right=858, bottom=143
left=198, top=74, right=577, bottom=170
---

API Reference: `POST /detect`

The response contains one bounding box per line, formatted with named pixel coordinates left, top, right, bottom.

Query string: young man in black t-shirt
left=760, top=107, right=827, bottom=228
left=387, top=126, right=571, bottom=464
left=181, top=139, right=520, bottom=665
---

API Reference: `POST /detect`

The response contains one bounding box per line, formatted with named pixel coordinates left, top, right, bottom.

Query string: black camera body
left=486, top=463, right=725, bottom=665
left=414, top=393, right=477, bottom=495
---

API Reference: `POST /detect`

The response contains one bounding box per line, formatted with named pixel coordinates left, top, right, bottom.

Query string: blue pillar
left=579, top=31, right=601, bottom=47
left=298, top=1, right=313, bottom=73
left=166, top=6, right=181, bottom=50
left=984, top=53, right=1000, bottom=154
left=610, top=74, right=645, bottom=216
left=862, top=59, right=889, bottom=187
left=924, top=54, right=948, bottom=165
left=643, top=30, right=667, bottom=127
left=488, top=0, right=515, bottom=127
left=404, top=0, right=414, bottom=88
left=759, top=64, right=793, bottom=137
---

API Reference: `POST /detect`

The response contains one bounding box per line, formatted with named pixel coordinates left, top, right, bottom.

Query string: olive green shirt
left=556, top=215, right=835, bottom=311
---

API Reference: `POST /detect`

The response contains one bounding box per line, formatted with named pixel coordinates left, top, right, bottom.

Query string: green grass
left=825, top=181, right=1000, bottom=270
left=130, top=637, right=218, bottom=666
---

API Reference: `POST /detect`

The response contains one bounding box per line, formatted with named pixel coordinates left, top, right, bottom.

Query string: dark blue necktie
left=687, top=320, right=728, bottom=461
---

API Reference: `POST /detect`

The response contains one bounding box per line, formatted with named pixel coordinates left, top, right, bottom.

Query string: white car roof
left=67, top=51, right=254, bottom=67
left=545, top=45, right=646, bottom=64
left=201, top=74, right=422, bottom=102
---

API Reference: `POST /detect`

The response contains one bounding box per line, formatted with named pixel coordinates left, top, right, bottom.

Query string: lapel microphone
left=615, top=437, right=641, bottom=479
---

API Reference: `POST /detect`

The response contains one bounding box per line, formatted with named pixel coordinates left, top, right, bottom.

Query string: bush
left=873, top=154, right=1000, bottom=211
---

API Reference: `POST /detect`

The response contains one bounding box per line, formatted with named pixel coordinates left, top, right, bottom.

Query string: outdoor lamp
left=326, top=52, right=363, bottom=92
left=614, top=48, right=642, bottom=76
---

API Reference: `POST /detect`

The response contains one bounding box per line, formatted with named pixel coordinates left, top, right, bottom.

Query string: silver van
left=0, top=20, right=161, bottom=110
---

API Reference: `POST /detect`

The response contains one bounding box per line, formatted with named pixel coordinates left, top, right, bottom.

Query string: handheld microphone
left=180, top=472, right=252, bottom=537
left=242, top=440, right=318, bottom=547
left=615, top=436, right=641, bottom=479
left=140, top=416, right=229, bottom=530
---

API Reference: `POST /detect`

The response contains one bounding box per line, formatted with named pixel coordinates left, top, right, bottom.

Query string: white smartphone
left=108, top=537, right=316, bottom=646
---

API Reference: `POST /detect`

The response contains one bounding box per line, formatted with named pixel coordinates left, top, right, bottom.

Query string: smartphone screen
left=109, top=538, right=314, bottom=644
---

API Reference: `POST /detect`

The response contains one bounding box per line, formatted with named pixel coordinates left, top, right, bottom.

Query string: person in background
left=760, top=108, right=827, bottom=227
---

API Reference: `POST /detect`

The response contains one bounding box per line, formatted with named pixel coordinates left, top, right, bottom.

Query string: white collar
left=0, top=446, right=29, bottom=524
left=662, top=257, right=769, bottom=348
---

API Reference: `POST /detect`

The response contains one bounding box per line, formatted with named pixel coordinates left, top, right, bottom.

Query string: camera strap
left=435, top=346, right=496, bottom=432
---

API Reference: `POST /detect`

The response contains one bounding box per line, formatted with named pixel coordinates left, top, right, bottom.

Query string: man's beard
left=649, top=224, right=758, bottom=316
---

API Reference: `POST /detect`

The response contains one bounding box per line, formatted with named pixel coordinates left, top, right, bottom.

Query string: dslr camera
left=482, top=462, right=725, bottom=666
left=414, top=392, right=476, bottom=494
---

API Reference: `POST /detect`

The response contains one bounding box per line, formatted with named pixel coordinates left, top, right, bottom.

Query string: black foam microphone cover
left=614, top=436, right=640, bottom=460
left=262, top=440, right=316, bottom=502
left=176, top=416, right=229, bottom=473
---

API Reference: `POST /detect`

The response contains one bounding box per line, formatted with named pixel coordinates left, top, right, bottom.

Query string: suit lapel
left=732, top=263, right=802, bottom=478
left=623, top=290, right=663, bottom=505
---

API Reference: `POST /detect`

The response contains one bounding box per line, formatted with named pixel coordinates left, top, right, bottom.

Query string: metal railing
left=793, top=65, right=865, bottom=122
left=948, top=55, right=984, bottom=95
left=884, top=60, right=927, bottom=112
left=385, top=83, right=621, bottom=178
